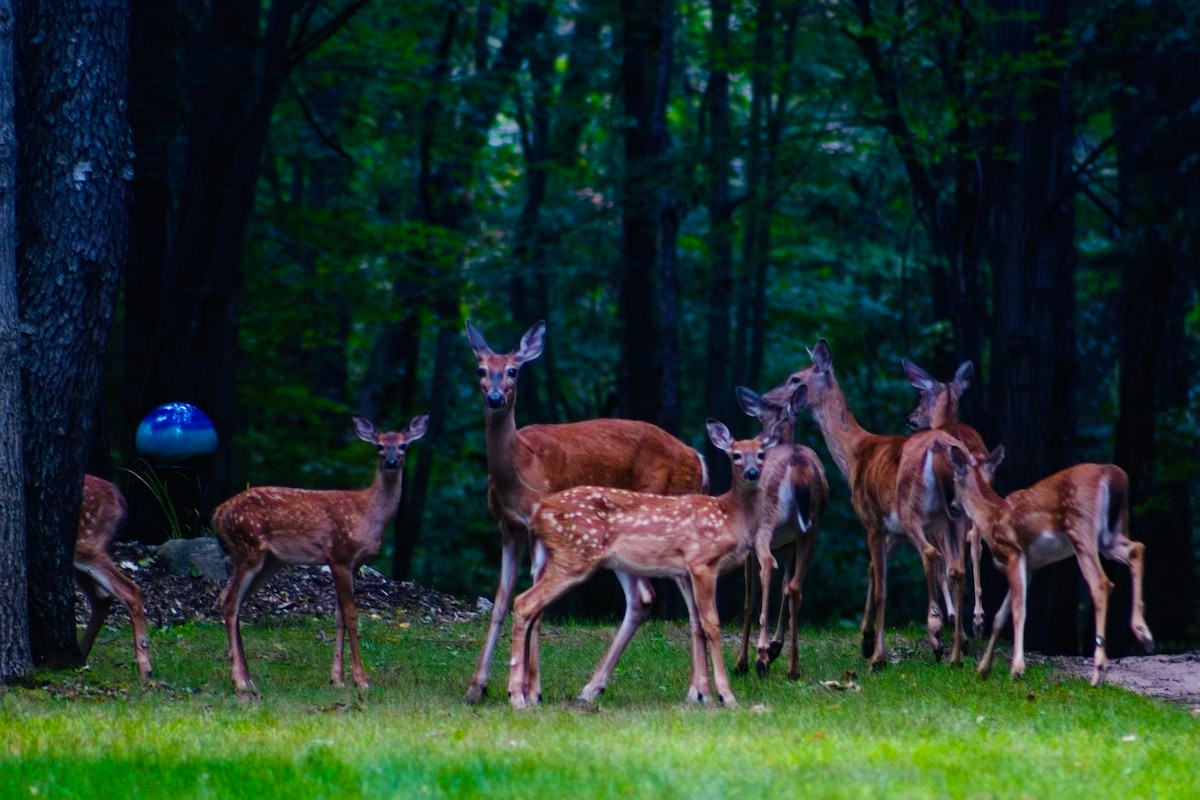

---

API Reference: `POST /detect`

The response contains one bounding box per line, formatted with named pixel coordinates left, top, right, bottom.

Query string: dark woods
left=1, top=0, right=1197, bottom=683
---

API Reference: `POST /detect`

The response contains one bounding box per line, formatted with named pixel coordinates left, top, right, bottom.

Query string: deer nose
left=485, top=392, right=506, bottom=409
left=745, top=467, right=760, bottom=481
left=906, top=416, right=920, bottom=430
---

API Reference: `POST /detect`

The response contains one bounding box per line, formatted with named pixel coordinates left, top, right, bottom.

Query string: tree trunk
left=703, top=0, right=733, bottom=487
left=0, top=0, right=32, bottom=685
left=15, top=0, right=130, bottom=668
left=616, top=0, right=670, bottom=425
left=1111, top=0, right=1199, bottom=649
left=982, top=0, right=1078, bottom=654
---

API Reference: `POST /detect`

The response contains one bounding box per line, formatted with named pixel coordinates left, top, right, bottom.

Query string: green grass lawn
left=2, top=615, right=1196, bottom=799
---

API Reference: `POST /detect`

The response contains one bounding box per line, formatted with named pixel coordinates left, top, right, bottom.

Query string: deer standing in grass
left=508, top=417, right=784, bottom=708
left=941, top=440, right=1155, bottom=685
left=897, top=358, right=993, bottom=664
left=464, top=320, right=708, bottom=703
left=731, top=384, right=827, bottom=680
left=779, top=339, right=954, bottom=670
left=213, top=413, right=429, bottom=695
left=75, top=474, right=153, bottom=681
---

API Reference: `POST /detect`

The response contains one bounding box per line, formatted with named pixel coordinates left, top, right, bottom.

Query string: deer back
left=1003, top=464, right=1128, bottom=547
left=76, top=474, right=128, bottom=562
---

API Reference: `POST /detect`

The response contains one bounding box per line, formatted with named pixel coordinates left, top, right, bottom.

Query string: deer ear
left=761, top=419, right=785, bottom=450
left=465, top=320, right=491, bottom=357
left=788, top=384, right=808, bottom=416
left=735, top=386, right=767, bottom=419
left=515, top=320, right=546, bottom=364
left=405, top=413, right=431, bottom=443
left=352, top=415, right=379, bottom=444
left=706, top=419, right=733, bottom=453
left=954, top=361, right=974, bottom=392
left=811, top=339, right=832, bottom=372
left=946, top=443, right=968, bottom=471
left=986, top=444, right=1005, bottom=471
left=903, top=359, right=937, bottom=391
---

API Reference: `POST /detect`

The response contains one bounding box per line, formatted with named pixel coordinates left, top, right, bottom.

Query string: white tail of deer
left=213, top=413, right=429, bottom=695
left=463, top=320, right=707, bottom=703
left=507, top=418, right=782, bottom=708
left=778, top=339, right=954, bottom=669
left=942, top=441, right=1155, bottom=685
left=75, top=474, right=153, bottom=681
left=732, top=384, right=827, bottom=679
left=899, top=357, right=993, bottom=663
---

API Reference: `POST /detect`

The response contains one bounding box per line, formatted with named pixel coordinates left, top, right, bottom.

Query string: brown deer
left=940, top=439, right=1155, bottom=685
left=464, top=320, right=708, bottom=703
left=731, top=384, right=828, bottom=680
left=902, top=359, right=988, bottom=642
left=213, top=413, right=429, bottom=695
left=508, top=417, right=784, bottom=708
left=776, top=339, right=949, bottom=670
left=75, top=474, right=153, bottom=681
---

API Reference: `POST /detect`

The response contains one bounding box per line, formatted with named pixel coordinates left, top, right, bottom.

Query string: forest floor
left=91, top=542, right=1200, bottom=711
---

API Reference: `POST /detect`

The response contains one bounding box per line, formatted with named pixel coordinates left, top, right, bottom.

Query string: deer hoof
left=464, top=684, right=487, bottom=703
left=732, top=660, right=749, bottom=677
left=755, top=659, right=770, bottom=679
left=767, top=641, right=784, bottom=663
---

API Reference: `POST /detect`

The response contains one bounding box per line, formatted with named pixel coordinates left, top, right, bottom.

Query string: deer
left=731, top=384, right=828, bottom=680
left=940, top=439, right=1155, bottom=686
left=212, top=413, right=429, bottom=696
left=74, top=474, right=153, bottom=681
left=902, top=357, right=988, bottom=642
left=507, top=416, right=785, bottom=709
left=776, top=338, right=952, bottom=670
left=464, top=319, right=708, bottom=703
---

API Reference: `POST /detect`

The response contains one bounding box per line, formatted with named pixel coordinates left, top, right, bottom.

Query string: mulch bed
left=76, top=541, right=480, bottom=629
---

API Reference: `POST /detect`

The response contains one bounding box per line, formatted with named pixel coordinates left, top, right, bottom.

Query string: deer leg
left=508, top=562, right=585, bottom=709
left=330, top=564, right=366, bottom=689
left=769, top=554, right=792, bottom=663
left=1104, top=538, right=1154, bottom=654
left=976, top=588, right=1010, bottom=679
left=466, top=523, right=523, bottom=703
left=1074, top=548, right=1114, bottom=687
left=690, top=569, right=736, bottom=708
left=74, top=572, right=111, bottom=661
left=734, top=556, right=757, bottom=676
left=754, top=535, right=778, bottom=677
left=221, top=558, right=266, bottom=696
left=674, top=573, right=712, bottom=704
left=865, top=528, right=893, bottom=671
left=784, top=532, right=817, bottom=681
left=968, top=526, right=985, bottom=639
left=94, top=562, right=153, bottom=681
left=1007, top=555, right=1029, bottom=680
left=578, top=570, right=651, bottom=704
left=942, top=517, right=967, bottom=666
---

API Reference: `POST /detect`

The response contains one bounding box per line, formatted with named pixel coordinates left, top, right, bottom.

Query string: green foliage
left=4, top=619, right=1198, bottom=799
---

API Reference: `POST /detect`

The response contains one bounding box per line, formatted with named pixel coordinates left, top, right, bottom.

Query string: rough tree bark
left=0, top=0, right=32, bottom=685
left=15, top=0, right=130, bottom=668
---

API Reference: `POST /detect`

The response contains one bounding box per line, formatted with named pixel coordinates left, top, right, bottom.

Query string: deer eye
left=731, top=453, right=743, bottom=461
left=399, top=443, right=407, bottom=451
left=477, top=367, right=486, bottom=377
left=506, top=367, right=518, bottom=378
left=789, top=376, right=800, bottom=385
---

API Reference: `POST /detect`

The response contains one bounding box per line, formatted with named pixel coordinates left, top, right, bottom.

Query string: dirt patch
left=1048, top=653, right=1200, bottom=709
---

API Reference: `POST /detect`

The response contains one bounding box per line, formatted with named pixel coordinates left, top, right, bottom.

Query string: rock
left=155, top=536, right=229, bottom=583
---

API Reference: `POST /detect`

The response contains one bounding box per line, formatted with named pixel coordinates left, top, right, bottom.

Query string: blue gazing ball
left=135, top=403, right=218, bottom=462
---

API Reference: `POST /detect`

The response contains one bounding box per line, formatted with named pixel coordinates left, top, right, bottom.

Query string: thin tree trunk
left=0, top=0, right=32, bottom=684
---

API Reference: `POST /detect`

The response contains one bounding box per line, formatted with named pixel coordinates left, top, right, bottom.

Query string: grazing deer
left=508, top=418, right=783, bottom=708
left=776, top=339, right=949, bottom=670
left=941, top=440, right=1155, bottom=685
left=732, top=384, right=828, bottom=680
left=902, top=359, right=988, bottom=642
left=75, top=474, right=153, bottom=681
left=213, top=413, right=429, bottom=695
left=464, top=320, right=708, bottom=703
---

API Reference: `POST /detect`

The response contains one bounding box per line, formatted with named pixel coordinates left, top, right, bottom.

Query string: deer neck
left=365, top=465, right=405, bottom=529
left=723, top=480, right=765, bottom=539
left=809, top=374, right=870, bottom=481
left=482, top=401, right=530, bottom=500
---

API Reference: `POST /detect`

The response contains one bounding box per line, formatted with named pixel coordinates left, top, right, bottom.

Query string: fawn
left=75, top=474, right=153, bottom=681
left=507, top=414, right=786, bottom=709
left=213, top=413, right=428, bottom=695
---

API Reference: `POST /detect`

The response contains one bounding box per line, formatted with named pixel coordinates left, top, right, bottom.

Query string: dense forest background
left=2, top=0, right=1198, bottom=681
